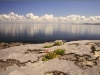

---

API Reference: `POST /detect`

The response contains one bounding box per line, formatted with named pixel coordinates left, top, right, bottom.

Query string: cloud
left=0, top=12, right=25, bottom=22
left=0, top=12, right=100, bottom=24
left=26, top=13, right=39, bottom=20
left=40, top=14, right=53, bottom=20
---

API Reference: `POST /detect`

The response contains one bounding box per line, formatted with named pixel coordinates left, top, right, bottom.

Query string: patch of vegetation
left=42, top=57, right=49, bottom=61
left=42, top=52, right=56, bottom=61
left=44, top=45, right=53, bottom=48
left=42, top=49, right=65, bottom=61
left=53, top=42, right=63, bottom=46
left=43, top=40, right=65, bottom=48
left=53, top=49, right=65, bottom=55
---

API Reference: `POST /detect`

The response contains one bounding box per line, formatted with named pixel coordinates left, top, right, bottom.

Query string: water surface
left=0, top=24, right=100, bottom=43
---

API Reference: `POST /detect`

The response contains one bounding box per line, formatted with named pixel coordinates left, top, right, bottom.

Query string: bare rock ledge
left=0, top=40, right=100, bottom=75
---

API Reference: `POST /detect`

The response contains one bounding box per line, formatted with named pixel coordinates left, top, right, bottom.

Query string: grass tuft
left=53, top=49, right=65, bottom=55
left=44, top=45, right=53, bottom=48
left=44, top=40, right=65, bottom=48
left=42, top=49, right=65, bottom=61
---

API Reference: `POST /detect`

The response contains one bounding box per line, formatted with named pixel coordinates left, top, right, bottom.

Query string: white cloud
left=8, top=12, right=14, bottom=16
left=40, top=14, right=53, bottom=20
left=26, top=13, right=39, bottom=20
left=0, top=12, right=100, bottom=24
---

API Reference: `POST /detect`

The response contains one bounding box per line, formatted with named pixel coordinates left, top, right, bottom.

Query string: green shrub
left=42, top=57, right=48, bottom=61
left=44, top=40, right=64, bottom=48
left=42, top=52, right=56, bottom=61
left=54, top=42, right=61, bottom=46
left=53, top=49, right=65, bottom=55
left=42, top=49, right=65, bottom=61
left=53, top=42, right=63, bottom=46
left=44, top=45, right=53, bottom=48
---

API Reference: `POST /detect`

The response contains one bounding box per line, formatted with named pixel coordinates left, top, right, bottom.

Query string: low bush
left=53, top=42, right=63, bottom=46
left=44, top=40, right=65, bottom=48
left=53, top=49, right=65, bottom=55
left=44, top=45, right=53, bottom=48
left=53, top=40, right=64, bottom=46
left=42, top=49, right=65, bottom=61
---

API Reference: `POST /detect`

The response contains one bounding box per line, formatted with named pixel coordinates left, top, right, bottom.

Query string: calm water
left=0, top=24, right=100, bottom=43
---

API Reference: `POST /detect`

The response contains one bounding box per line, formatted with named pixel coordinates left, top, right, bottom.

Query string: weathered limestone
left=0, top=40, right=100, bottom=75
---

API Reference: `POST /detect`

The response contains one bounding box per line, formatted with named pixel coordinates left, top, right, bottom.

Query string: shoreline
left=0, top=40, right=100, bottom=50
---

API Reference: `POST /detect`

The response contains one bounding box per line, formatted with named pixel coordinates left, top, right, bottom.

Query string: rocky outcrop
left=0, top=42, right=26, bottom=50
left=59, top=53, right=98, bottom=69
left=0, top=40, right=100, bottom=75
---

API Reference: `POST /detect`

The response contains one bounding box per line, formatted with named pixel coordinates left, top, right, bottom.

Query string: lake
left=0, top=24, right=100, bottom=43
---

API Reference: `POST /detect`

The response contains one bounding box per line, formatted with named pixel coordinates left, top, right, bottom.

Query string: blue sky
left=0, top=1, right=100, bottom=17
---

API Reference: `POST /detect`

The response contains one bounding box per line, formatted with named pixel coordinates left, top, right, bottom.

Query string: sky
left=0, top=1, right=100, bottom=23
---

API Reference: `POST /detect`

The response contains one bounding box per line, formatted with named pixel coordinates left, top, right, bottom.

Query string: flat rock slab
left=0, top=40, right=100, bottom=75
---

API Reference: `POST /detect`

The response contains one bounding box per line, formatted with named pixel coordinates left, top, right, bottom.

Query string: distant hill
left=83, top=23, right=100, bottom=25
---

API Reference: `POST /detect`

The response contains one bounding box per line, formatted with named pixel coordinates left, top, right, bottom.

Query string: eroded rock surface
left=0, top=42, right=26, bottom=50
left=59, top=53, right=98, bottom=69
left=44, top=71, right=68, bottom=75
left=0, top=40, right=100, bottom=75
left=24, top=49, right=45, bottom=54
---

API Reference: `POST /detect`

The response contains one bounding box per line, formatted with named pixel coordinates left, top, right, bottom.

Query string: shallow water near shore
left=0, top=24, right=100, bottom=43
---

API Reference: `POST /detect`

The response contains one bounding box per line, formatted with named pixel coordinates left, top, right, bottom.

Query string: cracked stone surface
left=0, top=40, right=100, bottom=75
left=59, top=53, right=98, bottom=69
left=44, top=70, right=68, bottom=75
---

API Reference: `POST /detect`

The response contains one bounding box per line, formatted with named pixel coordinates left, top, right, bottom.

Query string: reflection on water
left=0, top=24, right=100, bottom=43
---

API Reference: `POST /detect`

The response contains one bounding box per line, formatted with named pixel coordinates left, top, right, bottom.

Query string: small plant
left=44, top=42, right=54, bottom=48
left=43, top=40, right=65, bottom=48
left=42, top=57, right=48, bottom=61
left=42, top=52, right=57, bottom=61
left=42, top=49, right=65, bottom=61
left=53, top=40, right=64, bottom=46
left=44, top=45, right=53, bottom=48
left=53, top=49, right=65, bottom=55
left=53, top=42, right=62, bottom=46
